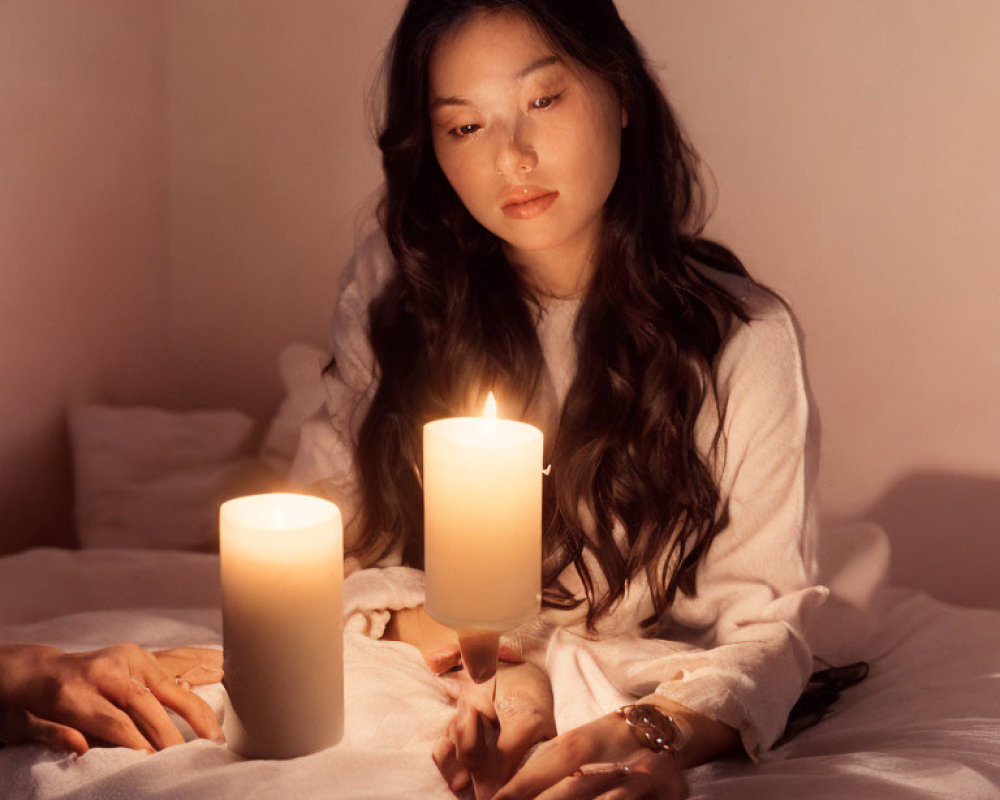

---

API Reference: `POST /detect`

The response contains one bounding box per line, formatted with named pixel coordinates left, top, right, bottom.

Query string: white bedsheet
left=1, top=547, right=998, bottom=799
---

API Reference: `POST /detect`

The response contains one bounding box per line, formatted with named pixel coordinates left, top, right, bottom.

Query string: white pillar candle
left=423, top=394, right=543, bottom=631
left=219, top=493, right=343, bottom=759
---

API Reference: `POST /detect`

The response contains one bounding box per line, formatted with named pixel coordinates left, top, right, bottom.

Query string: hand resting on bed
left=0, top=643, right=223, bottom=755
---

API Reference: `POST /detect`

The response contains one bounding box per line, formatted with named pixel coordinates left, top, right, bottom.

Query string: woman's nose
left=495, top=126, right=538, bottom=176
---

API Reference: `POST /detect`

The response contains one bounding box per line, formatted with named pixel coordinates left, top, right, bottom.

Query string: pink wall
left=0, top=1, right=169, bottom=552
left=165, top=0, right=393, bottom=418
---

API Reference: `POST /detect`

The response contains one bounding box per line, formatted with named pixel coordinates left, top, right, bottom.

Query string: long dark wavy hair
left=346, top=0, right=754, bottom=629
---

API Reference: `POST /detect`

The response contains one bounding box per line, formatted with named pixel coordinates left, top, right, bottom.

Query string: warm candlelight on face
left=219, top=493, right=344, bottom=759
left=423, top=393, right=542, bottom=631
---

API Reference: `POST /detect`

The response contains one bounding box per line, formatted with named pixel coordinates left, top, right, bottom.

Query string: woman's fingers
left=112, top=678, right=185, bottom=750
left=440, top=669, right=498, bottom=720
left=491, top=734, right=593, bottom=800
left=494, top=721, right=547, bottom=785
left=30, top=714, right=90, bottom=755
left=535, top=765, right=673, bottom=800
left=0, top=643, right=223, bottom=755
left=57, top=690, right=155, bottom=752
left=151, top=648, right=224, bottom=686
left=149, top=678, right=223, bottom=742
left=432, top=734, right=470, bottom=793
left=630, top=750, right=689, bottom=798
left=16, top=649, right=155, bottom=751
left=384, top=606, right=465, bottom=674
left=1, top=706, right=89, bottom=755
left=438, top=661, right=557, bottom=797
left=492, top=663, right=556, bottom=774
left=529, top=754, right=689, bottom=800
left=83, top=644, right=221, bottom=747
left=453, top=699, right=491, bottom=769
left=455, top=702, right=507, bottom=800
left=426, top=645, right=463, bottom=675
left=532, top=765, right=634, bottom=800
left=135, top=651, right=223, bottom=742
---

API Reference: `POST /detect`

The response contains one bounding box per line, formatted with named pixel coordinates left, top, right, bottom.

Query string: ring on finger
left=131, top=678, right=152, bottom=695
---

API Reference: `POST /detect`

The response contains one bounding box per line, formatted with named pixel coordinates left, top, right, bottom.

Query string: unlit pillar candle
left=219, top=493, right=343, bottom=759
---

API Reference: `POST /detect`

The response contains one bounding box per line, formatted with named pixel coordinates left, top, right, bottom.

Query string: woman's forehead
left=428, top=9, right=562, bottom=97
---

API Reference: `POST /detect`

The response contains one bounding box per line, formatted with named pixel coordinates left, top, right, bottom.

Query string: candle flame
left=483, top=391, right=498, bottom=420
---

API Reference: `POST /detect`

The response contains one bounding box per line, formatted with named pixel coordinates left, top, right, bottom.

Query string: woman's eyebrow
left=429, top=95, right=470, bottom=112
left=515, top=54, right=562, bottom=80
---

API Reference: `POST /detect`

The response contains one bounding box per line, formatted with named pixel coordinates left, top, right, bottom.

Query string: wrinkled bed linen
left=1, top=547, right=998, bottom=799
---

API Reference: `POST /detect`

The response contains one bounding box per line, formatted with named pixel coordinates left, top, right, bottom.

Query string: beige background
left=1, top=1, right=997, bottom=607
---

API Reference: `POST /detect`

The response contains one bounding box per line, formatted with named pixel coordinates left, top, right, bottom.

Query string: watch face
left=616, top=703, right=687, bottom=753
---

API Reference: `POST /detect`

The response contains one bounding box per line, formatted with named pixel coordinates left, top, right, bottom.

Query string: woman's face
left=428, top=10, right=624, bottom=279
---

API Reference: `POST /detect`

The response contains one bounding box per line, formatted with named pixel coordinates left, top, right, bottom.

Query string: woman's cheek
left=437, top=149, right=480, bottom=200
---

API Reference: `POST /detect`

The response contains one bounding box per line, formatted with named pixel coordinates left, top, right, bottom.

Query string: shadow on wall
left=860, top=471, right=1000, bottom=610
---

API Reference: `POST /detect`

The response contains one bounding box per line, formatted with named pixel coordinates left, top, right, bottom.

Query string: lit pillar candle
left=219, top=493, right=343, bottom=759
left=423, top=393, right=543, bottom=631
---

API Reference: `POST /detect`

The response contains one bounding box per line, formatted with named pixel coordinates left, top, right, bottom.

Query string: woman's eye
left=450, top=123, right=481, bottom=138
left=530, top=93, right=560, bottom=110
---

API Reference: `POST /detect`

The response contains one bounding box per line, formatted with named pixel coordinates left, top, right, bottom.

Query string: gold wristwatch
left=615, top=703, right=690, bottom=753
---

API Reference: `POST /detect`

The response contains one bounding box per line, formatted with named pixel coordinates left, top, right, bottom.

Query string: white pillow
left=69, top=404, right=257, bottom=550
left=259, top=342, right=330, bottom=475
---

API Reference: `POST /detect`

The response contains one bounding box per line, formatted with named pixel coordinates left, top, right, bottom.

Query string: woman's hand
left=433, top=662, right=557, bottom=799
left=384, top=605, right=522, bottom=677
left=0, top=643, right=224, bottom=755
left=152, top=647, right=224, bottom=689
left=490, top=712, right=688, bottom=800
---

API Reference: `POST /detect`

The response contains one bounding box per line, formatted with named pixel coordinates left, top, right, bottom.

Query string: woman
left=292, top=0, right=828, bottom=797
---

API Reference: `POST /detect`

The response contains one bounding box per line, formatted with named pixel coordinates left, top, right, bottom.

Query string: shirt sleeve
left=630, top=289, right=829, bottom=759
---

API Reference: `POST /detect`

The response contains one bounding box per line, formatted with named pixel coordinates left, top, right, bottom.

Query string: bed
left=1, top=345, right=999, bottom=799
left=2, top=547, right=999, bottom=799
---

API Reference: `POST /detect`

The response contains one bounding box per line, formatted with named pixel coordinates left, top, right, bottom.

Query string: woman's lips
left=501, top=189, right=559, bottom=220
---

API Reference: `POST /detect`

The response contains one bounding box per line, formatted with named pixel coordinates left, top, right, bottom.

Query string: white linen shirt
left=292, top=232, right=829, bottom=758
